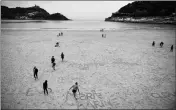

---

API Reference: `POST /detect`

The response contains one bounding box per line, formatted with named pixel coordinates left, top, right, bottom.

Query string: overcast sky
left=2, top=1, right=133, bottom=20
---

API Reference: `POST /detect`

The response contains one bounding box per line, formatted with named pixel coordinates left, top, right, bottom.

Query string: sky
left=2, top=1, right=133, bottom=20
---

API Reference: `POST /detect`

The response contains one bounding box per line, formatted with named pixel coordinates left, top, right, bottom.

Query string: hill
left=105, top=1, right=176, bottom=24
left=1, top=5, right=70, bottom=20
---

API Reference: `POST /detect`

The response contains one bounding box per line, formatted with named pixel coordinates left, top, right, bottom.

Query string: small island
left=1, top=5, right=70, bottom=20
left=105, top=1, right=176, bottom=24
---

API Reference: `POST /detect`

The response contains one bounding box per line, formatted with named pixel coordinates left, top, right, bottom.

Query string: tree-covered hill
left=117, top=1, right=176, bottom=17
left=1, top=5, right=70, bottom=20
left=105, top=1, right=176, bottom=24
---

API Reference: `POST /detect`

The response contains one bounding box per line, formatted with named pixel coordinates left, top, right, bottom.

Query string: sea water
left=1, top=20, right=176, bottom=31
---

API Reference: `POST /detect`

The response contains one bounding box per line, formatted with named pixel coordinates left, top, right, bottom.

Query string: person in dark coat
left=61, top=52, right=64, bottom=62
left=43, top=80, right=48, bottom=95
left=152, top=41, right=155, bottom=46
left=160, top=42, right=164, bottom=48
left=33, top=66, right=38, bottom=80
left=170, top=45, right=173, bottom=52
left=33, top=66, right=36, bottom=79
left=61, top=32, right=63, bottom=36
left=51, top=56, right=55, bottom=64
left=55, top=42, right=59, bottom=47
left=69, top=82, right=80, bottom=100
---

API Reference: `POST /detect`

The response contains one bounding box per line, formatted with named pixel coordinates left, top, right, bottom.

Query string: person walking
left=33, top=66, right=38, bottom=80
left=51, top=56, right=55, bottom=64
left=61, top=52, right=64, bottom=62
left=43, top=80, right=48, bottom=95
left=152, top=41, right=155, bottom=46
left=171, top=45, right=173, bottom=52
left=160, top=42, right=164, bottom=48
left=69, top=82, right=80, bottom=100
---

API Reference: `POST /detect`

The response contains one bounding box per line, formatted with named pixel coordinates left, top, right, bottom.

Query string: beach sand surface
left=1, top=29, right=175, bottom=109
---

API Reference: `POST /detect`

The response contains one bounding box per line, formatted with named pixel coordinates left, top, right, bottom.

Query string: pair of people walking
left=102, top=34, right=106, bottom=38
left=51, top=52, right=65, bottom=70
left=152, top=41, right=164, bottom=47
left=58, top=32, right=63, bottom=36
left=42, top=80, right=80, bottom=98
left=33, top=68, right=48, bottom=95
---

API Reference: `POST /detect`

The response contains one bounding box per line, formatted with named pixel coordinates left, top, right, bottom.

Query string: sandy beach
left=1, top=29, right=175, bottom=109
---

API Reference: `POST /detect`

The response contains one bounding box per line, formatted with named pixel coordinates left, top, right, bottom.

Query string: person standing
left=33, top=66, right=38, bottom=80
left=61, top=52, right=64, bottom=62
left=51, top=56, right=55, bottom=64
left=171, top=45, right=173, bottom=52
left=43, top=80, right=48, bottom=95
left=160, top=42, right=164, bottom=48
left=152, top=41, right=155, bottom=46
left=33, top=66, right=36, bottom=79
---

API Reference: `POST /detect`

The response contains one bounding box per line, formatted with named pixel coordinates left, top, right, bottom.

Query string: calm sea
left=1, top=20, right=175, bottom=31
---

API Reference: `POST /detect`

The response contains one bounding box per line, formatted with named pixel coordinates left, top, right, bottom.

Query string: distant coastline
left=105, top=1, right=176, bottom=25
left=105, top=16, right=176, bottom=25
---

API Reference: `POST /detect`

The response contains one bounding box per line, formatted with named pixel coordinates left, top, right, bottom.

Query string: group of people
left=32, top=32, right=80, bottom=99
left=56, top=32, right=63, bottom=46
left=33, top=53, right=79, bottom=97
left=152, top=41, right=174, bottom=51
left=33, top=66, right=49, bottom=95
left=50, top=53, right=65, bottom=70
left=57, top=32, right=63, bottom=37
left=100, top=29, right=104, bottom=32
left=100, top=29, right=106, bottom=38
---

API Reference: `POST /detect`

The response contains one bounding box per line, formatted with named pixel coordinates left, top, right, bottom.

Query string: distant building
left=33, top=4, right=40, bottom=8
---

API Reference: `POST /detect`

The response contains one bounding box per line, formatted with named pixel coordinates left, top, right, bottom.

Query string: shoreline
left=105, top=16, right=176, bottom=25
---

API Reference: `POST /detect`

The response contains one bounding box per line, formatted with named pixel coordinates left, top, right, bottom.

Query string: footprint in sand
left=26, top=87, right=51, bottom=96
left=62, top=91, right=78, bottom=106
left=26, top=87, right=38, bottom=96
